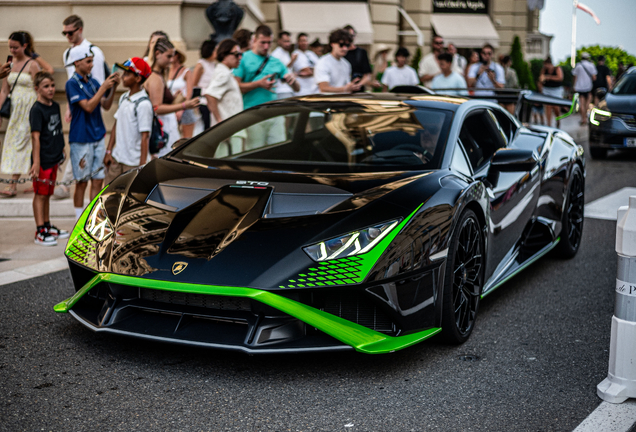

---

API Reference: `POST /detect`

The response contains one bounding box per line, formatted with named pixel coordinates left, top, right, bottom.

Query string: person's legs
left=89, top=139, right=106, bottom=201
left=33, top=193, right=46, bottom=227
left=74, top=181, right=88, bottom=209
left=579, top=92, right=590, bottom=124
left=90, top=179, right=103, bottom=201
left=545, top=104, right=552, bottom=126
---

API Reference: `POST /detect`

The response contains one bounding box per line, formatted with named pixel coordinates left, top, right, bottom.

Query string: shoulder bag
left=0, top=59, right=31, bottom=119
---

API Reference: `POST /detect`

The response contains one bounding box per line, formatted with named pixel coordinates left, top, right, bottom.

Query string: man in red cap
left=103, top=57, right=153, bottom=184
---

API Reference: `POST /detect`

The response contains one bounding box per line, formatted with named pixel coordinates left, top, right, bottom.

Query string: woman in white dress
left=0, top=32, right=40, bottom=196
left=191, top=39, right=216, bottom=135
left=144, top=37, right=199, bottom=157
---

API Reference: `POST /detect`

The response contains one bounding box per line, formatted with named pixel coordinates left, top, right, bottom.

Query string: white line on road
left=0, top=257, right=68, bottom=286
left=573, top=400, right=636, bottom=432
left=585, top=187, right=636, bottom=221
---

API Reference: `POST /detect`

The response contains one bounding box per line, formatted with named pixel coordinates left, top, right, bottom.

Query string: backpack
left=132, top=96, right=169, bottom=155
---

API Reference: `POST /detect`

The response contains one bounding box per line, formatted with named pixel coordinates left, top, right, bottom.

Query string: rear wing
left=392, top=86, right=579, bottom=122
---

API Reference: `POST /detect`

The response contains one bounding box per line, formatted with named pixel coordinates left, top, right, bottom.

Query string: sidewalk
left=0, top=114, right=589, bottom=277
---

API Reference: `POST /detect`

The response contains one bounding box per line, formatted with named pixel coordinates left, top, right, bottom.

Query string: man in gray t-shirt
left=572, top=52, right=597, bottom=125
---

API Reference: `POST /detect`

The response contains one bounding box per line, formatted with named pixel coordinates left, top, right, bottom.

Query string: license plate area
left=625, top=137, right=636, bottom=148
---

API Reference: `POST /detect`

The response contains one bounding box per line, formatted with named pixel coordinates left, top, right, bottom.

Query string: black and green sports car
left=55, top=94, right=585, bottom=354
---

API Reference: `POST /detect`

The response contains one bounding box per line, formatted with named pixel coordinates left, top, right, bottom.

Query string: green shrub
left=411, top=46, right=422, bottom=83
left=560, top=45, right=636, bottom=75
left=510, top=35, right=535, bottom=90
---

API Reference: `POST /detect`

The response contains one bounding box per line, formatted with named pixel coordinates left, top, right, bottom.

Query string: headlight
left=303, top=219, right=400, bottom=262
left=85, top=200, right=114, bottom=242
left=590, top=108, right=611, bottom=125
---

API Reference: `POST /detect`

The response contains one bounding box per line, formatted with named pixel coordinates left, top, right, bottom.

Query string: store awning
left=279, top=2, right=374, bottom=45
left=430, top=14, right=500, bottom=48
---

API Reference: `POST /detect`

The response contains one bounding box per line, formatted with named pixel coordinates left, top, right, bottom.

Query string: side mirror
left=171, top=137, right=189, bottom=150
left=490, top=148, right=538, bottom=172
left=595, top=87, right=607, bottom=101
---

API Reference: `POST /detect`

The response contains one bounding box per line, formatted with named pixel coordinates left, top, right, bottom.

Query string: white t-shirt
left=572, top=60, right=598, bottom=92
left=467, top=61, right=505, bottom=96
left=63, top=38, right=106, bottom=84
left=381, top=65, right=419, bottom=90
left=418, top=53, right=440, bottom=87
left=430, top=72, right=468, bottom=96
left=204, top=62, right=243, bottom=122
left=314, top=54, right=352, bottom=92
left=113, top=89, right=153, bottom=166
left=292, top=49, right=319, bottom=96
left=271, top=46, right=293, bottom=95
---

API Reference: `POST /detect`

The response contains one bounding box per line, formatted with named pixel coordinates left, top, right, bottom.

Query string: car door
left=457, top=109, right=540, bottom=280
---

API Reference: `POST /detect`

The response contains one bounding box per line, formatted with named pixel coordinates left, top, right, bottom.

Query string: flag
left=576, top=2, right=601, bottom=25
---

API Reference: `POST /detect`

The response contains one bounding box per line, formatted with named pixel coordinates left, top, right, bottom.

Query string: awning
left=279, top=2, right=374, bottom=45
left=430, top=14, right=499, bottom=48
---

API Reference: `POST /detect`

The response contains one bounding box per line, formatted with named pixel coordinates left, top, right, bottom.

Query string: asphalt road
left=1, top=142, right=635, bottom=432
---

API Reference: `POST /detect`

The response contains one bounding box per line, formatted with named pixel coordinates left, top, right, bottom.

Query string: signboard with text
left=433, top=0, right=488, bottom=14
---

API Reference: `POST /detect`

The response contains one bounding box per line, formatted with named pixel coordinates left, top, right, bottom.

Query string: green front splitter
left=55, top=273, right=441, bottom=354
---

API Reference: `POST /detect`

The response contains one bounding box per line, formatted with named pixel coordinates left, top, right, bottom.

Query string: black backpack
left=132, top=96, right=169, bottom=155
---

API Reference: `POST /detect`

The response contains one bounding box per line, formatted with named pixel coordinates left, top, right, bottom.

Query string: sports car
left=589, top=67, right=636, bottom=159
left=54, top=93, right=585, bottom=354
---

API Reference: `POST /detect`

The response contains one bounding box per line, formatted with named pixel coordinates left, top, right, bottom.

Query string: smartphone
left=6, top=55, right=13, bottom=63
left=111, top=64, right=118, bottom=74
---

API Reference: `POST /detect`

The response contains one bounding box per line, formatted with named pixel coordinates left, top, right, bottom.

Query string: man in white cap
left=572, top=52, right=597, bottom=125
left=65, top=44, right=119, bottom=219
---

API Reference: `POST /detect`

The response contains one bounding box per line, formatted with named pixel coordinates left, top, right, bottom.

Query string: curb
left=0, top=197, right=75, bottom=218
left=0, top=257, right=68, bottom=287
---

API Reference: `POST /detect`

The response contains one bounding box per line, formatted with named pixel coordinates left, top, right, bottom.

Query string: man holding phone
left=315, top=29, right=362, bottom=94
left=466, top=44, right=504, bottom=97
left=234, top=24, right=299, bottom=110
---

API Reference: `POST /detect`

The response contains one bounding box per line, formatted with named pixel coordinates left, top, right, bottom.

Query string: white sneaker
left=52, top=185, right=70, bottom=200
left=35, top=228, right=58, bottom=246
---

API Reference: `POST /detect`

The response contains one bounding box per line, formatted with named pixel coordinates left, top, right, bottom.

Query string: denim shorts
left=181, top=108, right=196, bottom=125
left=70, top=138, right=106, bottom=181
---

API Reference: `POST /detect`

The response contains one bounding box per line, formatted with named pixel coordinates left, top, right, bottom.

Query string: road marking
left=585, top=187, right=636, bottom=221
left=573, top=400, right=636, bottom=432
left=0, top=257, right=68, bottom=287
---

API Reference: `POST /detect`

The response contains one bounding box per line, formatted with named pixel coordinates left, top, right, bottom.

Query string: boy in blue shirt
left=65, top=44, right=119, bottom=219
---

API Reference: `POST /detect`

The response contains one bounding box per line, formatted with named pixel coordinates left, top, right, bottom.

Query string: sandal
left=0, top=187, right=17, bottom=197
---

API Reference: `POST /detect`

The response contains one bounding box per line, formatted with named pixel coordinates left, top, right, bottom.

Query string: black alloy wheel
left=556, top=165, right=584, bottom=258
left=441, top=209, right=484, bottom=344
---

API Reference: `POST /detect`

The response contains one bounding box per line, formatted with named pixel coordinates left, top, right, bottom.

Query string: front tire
left=556, top=165, right=584, bottom=258
left=441, top=209, right=484, bottom=344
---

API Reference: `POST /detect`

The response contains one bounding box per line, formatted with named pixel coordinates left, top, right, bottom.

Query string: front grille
left=617, top=114, right=636, bottom=130
left=139, top=288, right=251, bottom=311
left=319, top=292, right=394, bottom=333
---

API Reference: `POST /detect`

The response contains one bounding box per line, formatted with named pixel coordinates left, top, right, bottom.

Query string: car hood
left=604, top=93, right=636, bottom=114
left=97, top=158, right=442, bottom=288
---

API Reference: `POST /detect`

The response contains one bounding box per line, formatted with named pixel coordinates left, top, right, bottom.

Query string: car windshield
left=174, top=104, right=453, bottom=173
left=611, top=74, right=636, bottom=95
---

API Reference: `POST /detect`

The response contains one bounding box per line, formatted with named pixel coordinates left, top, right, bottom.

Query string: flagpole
left=571, top=0, right=577, bottom=68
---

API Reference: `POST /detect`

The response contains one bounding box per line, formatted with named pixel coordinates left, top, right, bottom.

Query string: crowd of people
left=2, top=16, right=624, bottom=245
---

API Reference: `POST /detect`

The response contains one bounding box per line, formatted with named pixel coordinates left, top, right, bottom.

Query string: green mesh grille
left=281, top=256, right=366, bottom=288
left=66, top=232, right=98, bottom=269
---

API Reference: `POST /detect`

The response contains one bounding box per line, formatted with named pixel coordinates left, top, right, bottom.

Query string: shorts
left=577, top=91, right=590, bottom=98
left=181, top=108, right=196, bottom=125
left=33, top=164, right=58, bottom=196
left=532, top=104, right=544, bottom=114
left=70, top=138, right=106, bottom=182
left=104, top=158, right=138, bottom=185
left=542, top=86, right=563, bottom=98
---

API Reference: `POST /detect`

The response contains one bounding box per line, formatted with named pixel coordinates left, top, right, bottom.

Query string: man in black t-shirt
left=593, top=55, right=613, bottom=103
left=343, top=25, right=373, bottom=92
left=29, top=71, right=68, bottom=246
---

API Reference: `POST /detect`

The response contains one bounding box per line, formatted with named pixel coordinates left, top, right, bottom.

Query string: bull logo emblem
left=172, top=262, right=188, bottom=275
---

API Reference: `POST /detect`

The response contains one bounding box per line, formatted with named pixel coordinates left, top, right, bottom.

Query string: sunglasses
left=433, top=41, right=444, bottom=45
left=62, top=28, right=79, bottom=37
left=338, top=42, right=351, bottom=48
left=229, top=51, right=243, bottom=57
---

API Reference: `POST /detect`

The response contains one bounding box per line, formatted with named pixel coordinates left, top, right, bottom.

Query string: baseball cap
left=115, top=57, right=151, bottom=78
left=65, top=45, right=94, bottom=66
left=581, top=52, right=591, bottom=59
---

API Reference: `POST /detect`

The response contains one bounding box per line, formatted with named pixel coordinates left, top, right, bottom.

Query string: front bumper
left=55, top=266, right=441, bottom=354
left=589, top=114, right=636, bottom=148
